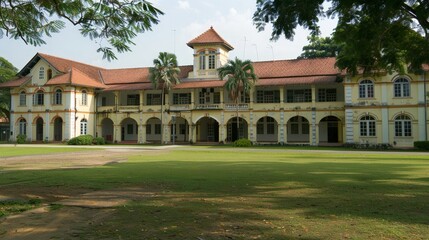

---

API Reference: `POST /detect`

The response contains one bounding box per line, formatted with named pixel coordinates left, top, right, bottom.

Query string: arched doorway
left=101, top=118, right=114, bottom=142
left=196, top=117, right=219, bottom=142
left=319, top=116, right=342, bottom=144
left=256, top=116, right=278, bottom=142
left=169, top=116, right=189, bottom=143
left=226, top=117, right=248, bottom=142
left=287, top=116, right=310, bottom=143
left=53, top=117, right=63, bottom=141
left=120, top=118, right=138, bottom=143
left=146, top=117, right=161, bottom=143
left=36, top=117, right=44, bottom=141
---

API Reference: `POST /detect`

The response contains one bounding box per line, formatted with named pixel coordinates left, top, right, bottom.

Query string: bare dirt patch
left=0, top=147, right=164, bottom=239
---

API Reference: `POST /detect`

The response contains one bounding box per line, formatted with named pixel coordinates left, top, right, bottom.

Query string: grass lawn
left=1, top=148, right=428, bottom=239
left=0, top=146, right=92, bottom=157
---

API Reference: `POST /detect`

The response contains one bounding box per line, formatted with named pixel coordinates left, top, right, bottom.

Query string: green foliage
left=93, top=137, right=106, bottom=145
left=16, top=134, right=26, bottom=144
left=218, top=57, right=257, bottom=102
left=0, top=1, right=163, bottom=61
left=298, top=36, right=342, bottom=59
left=149, top=52, right=181, bottom=144
left=0, top=56, right=17, bottom=120
left=253, top=0, right=429, bottom=74
left=233, top=138, right=252, bottom=147
left=149, top=52, right=181, bottom=91
left=414, top=141, right=429, bottom=150
left=67, top=135, right=94, bottom=145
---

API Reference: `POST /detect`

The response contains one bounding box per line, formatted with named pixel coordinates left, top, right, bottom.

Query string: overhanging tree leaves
left=253, top=0, right=429, bottom=74
left=0, top=0, right=163, bottom=61
left=0, top=57, right=18, bottom=120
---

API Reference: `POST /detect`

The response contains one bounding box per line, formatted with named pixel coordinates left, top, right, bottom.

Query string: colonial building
left=1, top=27, right=428, bottom=147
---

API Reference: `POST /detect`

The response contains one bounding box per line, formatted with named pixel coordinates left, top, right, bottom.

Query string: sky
left=1, top=0, right=337, bottom=71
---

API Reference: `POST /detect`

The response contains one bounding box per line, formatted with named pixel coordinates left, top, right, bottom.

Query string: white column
left=381, top=83, right=389, bottom=143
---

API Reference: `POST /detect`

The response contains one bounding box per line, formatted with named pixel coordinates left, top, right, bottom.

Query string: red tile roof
left=174, top=80, right=226, bottom=89
left=38, top=53, right=105, bottom=80
left=100, top=65, right=193, bottom=85
left=253, top=58, right=339, bottom=79
left=0, top=76, right=31, bottom=88
left=187, top=27, right=234, bottom=50
left=104, top=83, right=153, bottom=91
left=45, top=67, right=106, bottom=88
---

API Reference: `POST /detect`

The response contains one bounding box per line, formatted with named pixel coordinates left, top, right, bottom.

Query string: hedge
left=414, top=141, right=429, bottom=150
left=67, top=135, right=94, bottom=145
left=233, top=138, right=252, bottom=147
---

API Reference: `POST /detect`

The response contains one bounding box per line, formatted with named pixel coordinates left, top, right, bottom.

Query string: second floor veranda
left=96, top=83, right=344, bottom=113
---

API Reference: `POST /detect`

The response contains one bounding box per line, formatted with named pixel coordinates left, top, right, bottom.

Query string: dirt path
left=0, top=147, right=166, bottom=239
left=0, top=187, right=157, bottom=240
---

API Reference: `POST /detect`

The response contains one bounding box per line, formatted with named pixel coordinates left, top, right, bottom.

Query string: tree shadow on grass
left=0, top=154, right=429, bottom=239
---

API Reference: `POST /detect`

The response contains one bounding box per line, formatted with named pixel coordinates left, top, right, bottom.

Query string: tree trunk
left=161, top=86, right=164, bottom=144
left=236, top=96, right=239, bottom=141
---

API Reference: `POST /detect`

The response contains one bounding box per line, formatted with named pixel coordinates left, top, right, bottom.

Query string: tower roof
left=187, top=26, right=234, bottom=50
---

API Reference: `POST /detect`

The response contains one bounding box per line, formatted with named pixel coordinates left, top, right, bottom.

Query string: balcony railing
left=224, top=103, right=249, bottom=110
left=170, top=104, right=190, bottom=111
left=118, top=105, right=139, bottom=112
left=195, top=104, right=221, bottom=110
left=98, top=106, right=115, bottom=112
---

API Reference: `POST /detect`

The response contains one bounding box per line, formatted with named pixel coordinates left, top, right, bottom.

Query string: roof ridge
left=38, top=52, right=106, bottom=71
left=69, top=66, right=104, bottom=86
left=187, top=26, right=234, bottom=50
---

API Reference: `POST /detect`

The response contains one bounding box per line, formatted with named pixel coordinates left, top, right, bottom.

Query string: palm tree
left=218, top=57, right=257, bottom=142
left=149, top=52, right=181, bottom=144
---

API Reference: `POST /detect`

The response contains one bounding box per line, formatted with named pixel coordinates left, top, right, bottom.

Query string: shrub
left=233, top=138, right=252, bottom=147
left=67, top=135, right=94, bottom=145
left=16, top=134, right=26, bottom=144
left=93, top=137, right=106, bottom=145
left=414, top=141, right=429, bottom=150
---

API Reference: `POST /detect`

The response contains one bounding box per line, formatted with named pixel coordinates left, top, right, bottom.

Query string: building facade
left=1, top=27, right=428, bottom=148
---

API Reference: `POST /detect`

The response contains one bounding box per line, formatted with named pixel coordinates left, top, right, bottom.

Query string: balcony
left=98, top=106, right=115, bottom=112
left=224, top=103, right=249, bottom=111
left=118, top=105, right=139, bottom=112
left=170, top=104, right=191, bottom=111
left=195, top=104, right=221, bottom=110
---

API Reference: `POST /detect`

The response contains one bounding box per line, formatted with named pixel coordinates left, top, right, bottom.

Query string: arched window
left=208, top=50, right=216, bottom=69
left=360, top=115, right=376, bottom=136
left=47, top=69, right=53, bottom=80
left=81, top=90, right=88, bottom=105
left=289, top=116, right=309, bottom=135
left=394, top=78, right=410, bottom=97
left=39, top=67, right=45, bottom=80
left=19, top=119, right=27, bottom=135
left=359, top=80, right=374, bottom=98
left=54, top=89, right=62, bottom=105
left=80, top=119, right=88, bottom=135
left=395, top=115, right=412, bottom=137
left=19, top=91, right=26, bottom=106
left=33, top=90, right=44, bottom=105
left=199, top=51, right=206, bottom=70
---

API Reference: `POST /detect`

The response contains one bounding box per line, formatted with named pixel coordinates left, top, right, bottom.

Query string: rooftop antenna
left=267, top=44, right=274, bottom=61
left=252, top=44, right=259, bottom=61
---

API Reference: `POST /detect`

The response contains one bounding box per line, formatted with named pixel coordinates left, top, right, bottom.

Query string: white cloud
left=178, top=0, right=190, bottom=10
